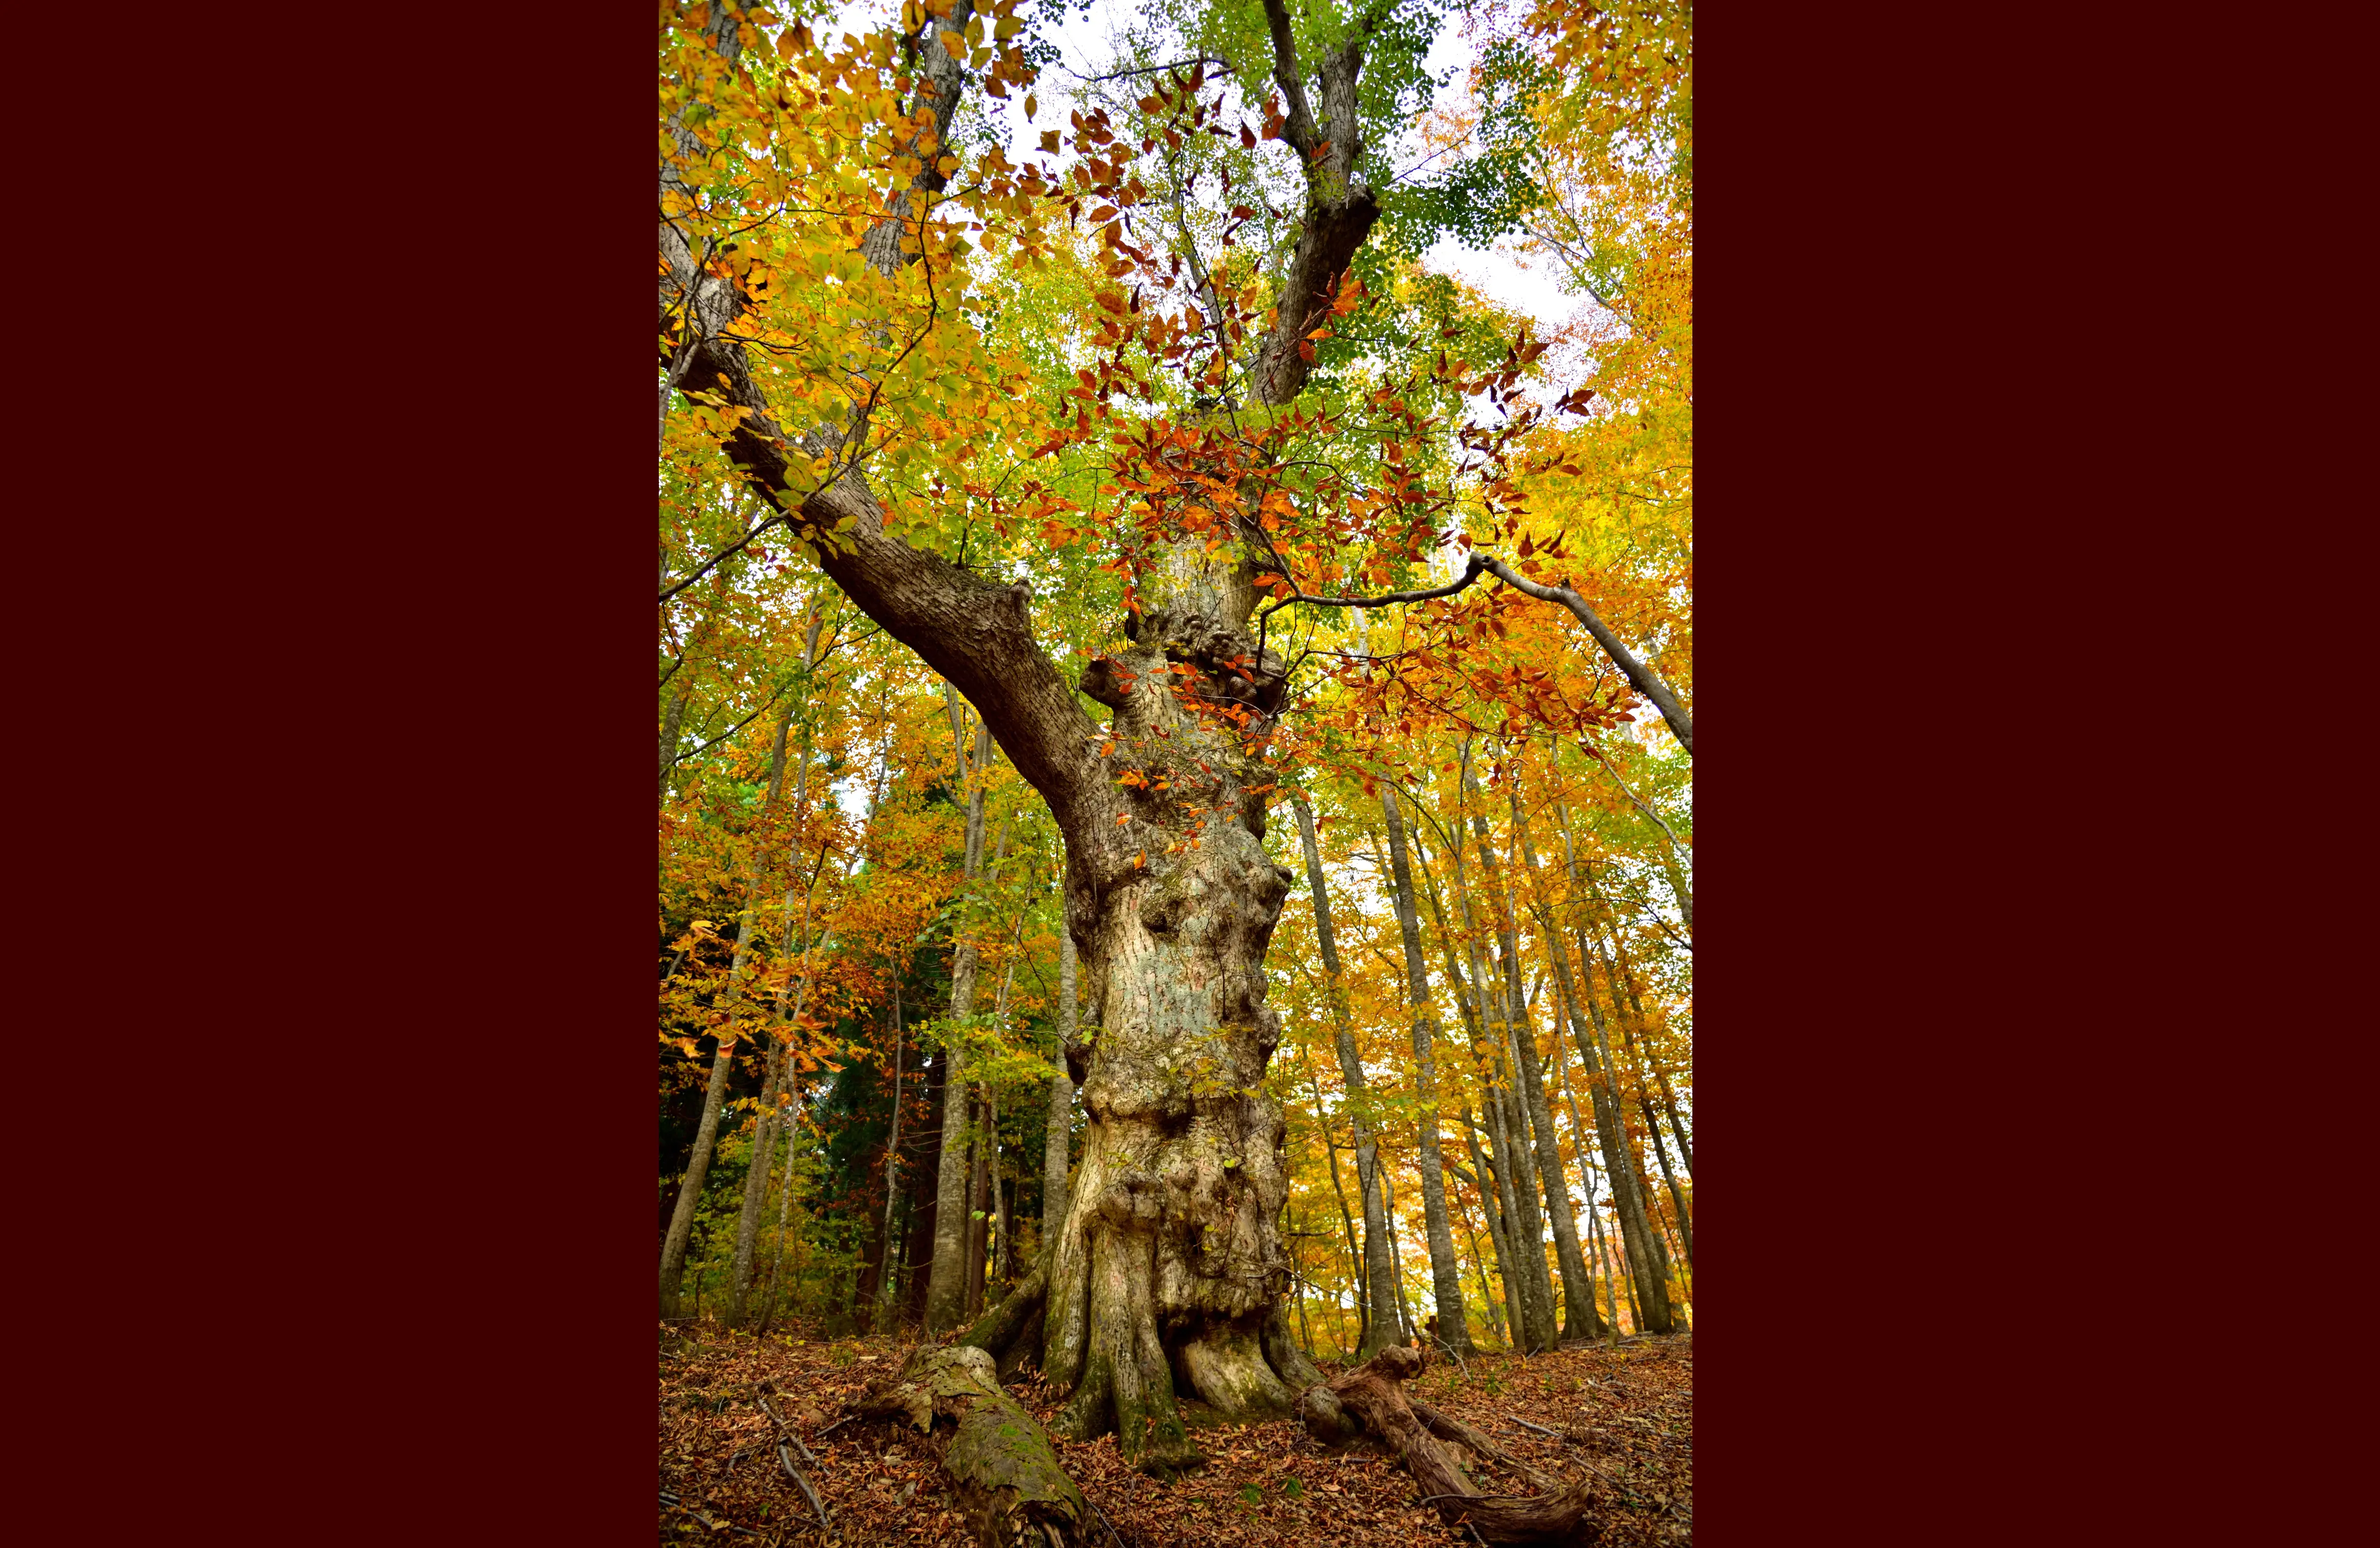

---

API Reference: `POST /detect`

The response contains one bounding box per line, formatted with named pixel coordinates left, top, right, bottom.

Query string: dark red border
left=253, top=10, right=654, bottom=1541
left=1711, top=5, right=2081, bottom=1540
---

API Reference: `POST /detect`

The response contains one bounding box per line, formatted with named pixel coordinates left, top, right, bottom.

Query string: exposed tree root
left=844, top=1344, right=1093, bottom=1547
left=955, top=1264, right=1049, bottom=1362
left=1297, top=1345, right=1599, bottom=1545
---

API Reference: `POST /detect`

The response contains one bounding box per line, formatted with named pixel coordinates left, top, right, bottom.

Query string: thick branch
left=1259, top=0, right=1322, bottom=157
left=659, top=5, right=1117, bottom=865
left=1476, top=556, right=1692, bottom=755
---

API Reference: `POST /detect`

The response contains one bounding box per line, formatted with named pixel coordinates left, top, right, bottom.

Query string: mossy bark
left=847, top=1345, right=1092, bottom=1547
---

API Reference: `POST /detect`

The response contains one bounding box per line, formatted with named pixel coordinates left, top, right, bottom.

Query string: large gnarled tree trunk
left=665, top=0, right=1402, bottom=1479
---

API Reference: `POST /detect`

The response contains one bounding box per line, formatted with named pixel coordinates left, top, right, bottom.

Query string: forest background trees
left=657, top=0, right=1689, bottom=1476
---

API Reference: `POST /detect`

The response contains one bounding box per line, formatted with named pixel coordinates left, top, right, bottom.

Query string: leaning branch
left=1475, top=555, right=1693, bottom=756
left=1253, top=549, right=1693, bottom=755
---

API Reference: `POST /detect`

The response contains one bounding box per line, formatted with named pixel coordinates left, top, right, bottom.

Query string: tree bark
left=967, top=1097, right=992, bottom=1318
left=1411, top=824, right=1530, bottom=1351
left=1542, top=996, right=1608, bottom=1340
left=659, top=690, right=689, bottom=811
left=1289, top=788, right=1402, bottom=1357
left=1454, top=1102, right=1530, bottom=1351
left=1602, top=932, right=1692, bottom=1266
left=1454, top=1189, right=1508, bottom=1343
left=1654, top=1059, right=1693, bottom=1177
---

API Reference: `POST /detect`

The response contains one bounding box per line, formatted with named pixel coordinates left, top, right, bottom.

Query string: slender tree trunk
left=1374, top=787, right=1475, bottom=1353
left=1379, top=1164, right=1416, bottom=1342
left=659, top=690, right=690, bottom=810
left=926, top=711, right=996, bottom=1332
left=1455, top=1192, right=1506, bottom=1344
left=758, top=1115, right=798, bottom=1332
left=1410, top=824, right=1529, bottom=1351
left=1580, top=931, right=1677, bottom=1332
left=1545, top=1005, right=1608, bottom=1338
left=1435, top=771, right=1557, bottom=1355
left=966, top=1099, right=991, bottom=1317
left=994, top=1111, right=1016, bottom=1289
left=1300, top=1040, right=1369, bottom=1345
left=1470, top=761, right=1598, bottom=1343
left=1290, top=789, right=1402, bottom=1356
left=728, top=614, right=828, bottom=1326
left=1603, top=934, right=1692, bottom=1266
left=904, top=1047, right=948, bottom=1325
left=1457, top=1100, right=1530, bottom=1349
left=876, top=979, right=906, bottom=1320
left=1546, top=806, right=1676, bottom=1336
left=659, top=703, right=795, bottom=1317
left=1655, top=1061, right=1693, bottom=1177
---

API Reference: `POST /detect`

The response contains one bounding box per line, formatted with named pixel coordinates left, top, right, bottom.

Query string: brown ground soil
left=658, top=1322, right=1692, bottom=1547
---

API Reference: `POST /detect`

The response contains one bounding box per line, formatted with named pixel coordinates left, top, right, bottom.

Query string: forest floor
left=658, top=1321, right=1692, bottom=1547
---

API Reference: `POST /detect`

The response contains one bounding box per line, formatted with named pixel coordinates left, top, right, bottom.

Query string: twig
left=662, top=1496, right=761, bottom=1538
left=756, top=1381, right=818, bottom=1465
left=1084, top=1492, right=1127, bottom=1548
left=1506, top=1414, right=1560, bottom=1436
left=1432, top=1336, right=1471, bottom=1380
left=779, top=1444, right=830, bottom=1530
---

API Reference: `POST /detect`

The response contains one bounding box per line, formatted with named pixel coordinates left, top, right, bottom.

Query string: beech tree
left=657, top=0, right=1690, bottom=1496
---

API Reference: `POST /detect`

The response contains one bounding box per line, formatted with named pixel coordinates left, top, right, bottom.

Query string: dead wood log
left=844, top=1344, right=1091, bottom=1547
left=1299, top=1345, right=1598, bottom=1545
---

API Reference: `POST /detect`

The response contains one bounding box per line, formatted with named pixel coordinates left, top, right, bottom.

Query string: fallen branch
left=779, top=1442, right=829, bottom=1529
left=1299, top=1346, right=1598, bottom=1545
left=753, top=1378, right=829, bottom=1529
left=1506, top=1414, right=1561, bottom=1437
